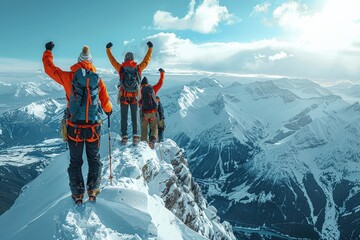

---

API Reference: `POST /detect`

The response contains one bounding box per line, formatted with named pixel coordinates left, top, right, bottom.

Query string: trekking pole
left=158, top=137, right=164, bottom=162
left=108, top=115, right=113, bottom=184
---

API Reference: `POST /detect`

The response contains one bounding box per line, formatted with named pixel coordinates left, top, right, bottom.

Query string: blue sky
left=0, top=0, right=359, bottom=82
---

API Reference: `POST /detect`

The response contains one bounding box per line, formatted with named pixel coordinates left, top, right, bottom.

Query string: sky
left=0, top=0, right=360, bottom=82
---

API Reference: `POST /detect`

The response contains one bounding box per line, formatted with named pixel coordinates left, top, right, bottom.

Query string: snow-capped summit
left=189, top=77, right=223, bottom=89
left=243, top=80, right=299, bottom=103
left=0, top=137, right=235, bottom=240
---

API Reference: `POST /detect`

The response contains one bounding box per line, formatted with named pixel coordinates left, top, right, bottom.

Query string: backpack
left=141, top=85, right=158, bottom=111
left=120, top=66, right=141, bottom=92
left=69, top=68, right=102, bottom=123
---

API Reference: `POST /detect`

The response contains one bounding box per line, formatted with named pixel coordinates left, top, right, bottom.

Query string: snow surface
left=0, top=135, right=233, bottom=240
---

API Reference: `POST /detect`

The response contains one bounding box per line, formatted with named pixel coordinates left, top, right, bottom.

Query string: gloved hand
left=106, top=42, right=113, bottom=49
left=45, top=41, right=55, bottom=51
left=158, top=119, right=165, bottom=129
left=105, top=110, right=112, bottom=116
left=147, top=41, right=153, bottom=48
left=158, top=68, right=165, bottom=73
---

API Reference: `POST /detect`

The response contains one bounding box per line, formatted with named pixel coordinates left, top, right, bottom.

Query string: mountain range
left=0, top=75, right=359, bottom=239
left=160, top=77, right=360, bottom=239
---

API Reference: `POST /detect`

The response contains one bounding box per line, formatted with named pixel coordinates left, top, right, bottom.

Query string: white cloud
left=251, top=2, right=271, bottom=16
left=269, top=51, right=291, bottom=61
left=153, top=0, right=239, bottom=33
left=273, top=0, right=360, bottom=52
left=145, top=32, right=360, bottom=81
left=123, top=39, right=135, bottom=46
left=273, top=1, right=308, bottom=31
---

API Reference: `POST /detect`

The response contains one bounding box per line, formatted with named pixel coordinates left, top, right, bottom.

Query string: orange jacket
left=42, top=50, right=112, bottom=114
left=106, top=47, right=152, bottom=98
left=140, top=72, right=165, bottom=113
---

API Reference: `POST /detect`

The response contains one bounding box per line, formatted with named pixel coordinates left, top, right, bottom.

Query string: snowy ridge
left=0, top=136, right=235, bottom=240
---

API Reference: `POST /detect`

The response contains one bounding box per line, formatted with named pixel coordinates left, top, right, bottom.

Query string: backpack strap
left=85, top=77, right=93, bottom=124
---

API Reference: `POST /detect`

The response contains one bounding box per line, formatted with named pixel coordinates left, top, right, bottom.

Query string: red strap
left=67, top=121, right=100, bottom=128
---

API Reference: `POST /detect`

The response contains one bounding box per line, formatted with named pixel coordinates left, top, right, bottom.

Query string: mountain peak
left=245, top=80, right=299, bottom=103
left=189, top=78, right=223, bottom=89
left=346, top=101, right=360, bottom=112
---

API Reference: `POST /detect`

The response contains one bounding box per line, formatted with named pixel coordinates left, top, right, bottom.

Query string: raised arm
left=137, top=41, right=153, bottom=72
left=153, top=68, right=165, bottom=95
left=42, top=42, right=66, bottom=85
left=106, top=42, right=121, bottom=72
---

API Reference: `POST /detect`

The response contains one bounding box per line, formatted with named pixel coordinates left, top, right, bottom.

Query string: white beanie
left=78, top=45, right=93, bottom=63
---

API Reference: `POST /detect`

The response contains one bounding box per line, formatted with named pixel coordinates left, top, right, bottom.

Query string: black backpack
left=141, top=85, right=158, bottom=111
left=120, top=66, right=140, bottom=92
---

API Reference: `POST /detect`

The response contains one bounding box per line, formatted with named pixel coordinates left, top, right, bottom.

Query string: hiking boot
left=121, top=135, right=128, bottom=145
left=133, top=136, right=140, bottom=146
left=72, top=193, right=84, bottom=205
left=149, top=136, right=156, bottom=149
left=88, top=189, right=100, bottom=202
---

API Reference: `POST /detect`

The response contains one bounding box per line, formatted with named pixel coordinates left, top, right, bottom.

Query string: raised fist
left=45, top=41, right=55, bottom=51
left=106, top=42, right=113, bottom=49
left=147, top=41, right=153, bottom=48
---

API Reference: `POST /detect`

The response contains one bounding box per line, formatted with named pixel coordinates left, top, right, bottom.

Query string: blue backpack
left=69, top=68, right=102, bottom=123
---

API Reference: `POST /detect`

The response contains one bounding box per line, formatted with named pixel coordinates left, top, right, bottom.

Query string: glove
left=106, top=42, right=113, bottom=49
left=158, top=119, right=165, bottom=129
left=45, top=41, right=55, bottom=51
left=105, top=110, right=112, bottom=116
left=147, top=41, right=153, bottom=48
left=158, top=68, right=165, bottom=73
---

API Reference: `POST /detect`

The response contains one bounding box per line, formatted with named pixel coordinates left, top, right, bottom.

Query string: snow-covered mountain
left=272, top=78, right=334, bottom=98
left=327, top=82, right=360, bottom=104
left=0, top=98, right=66, bottom=148
left=0, top=79, right=63, bottom=114
left=160, top=77, right=360, bottom=239
left=0, top=137, right=235, bottom=240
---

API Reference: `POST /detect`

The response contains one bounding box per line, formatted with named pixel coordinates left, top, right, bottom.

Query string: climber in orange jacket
left=42, top=41, right=112, bottom=204
left=105, top=41, right=152, bottom=145
left=139, top=68, right=165, bottom=148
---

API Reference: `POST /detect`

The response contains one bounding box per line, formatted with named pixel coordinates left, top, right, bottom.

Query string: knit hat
left=141, top=77, right=148, bottom=85
left=124, top=52, right=134, bottom=62
left=78, top=45, right=93, bottom=63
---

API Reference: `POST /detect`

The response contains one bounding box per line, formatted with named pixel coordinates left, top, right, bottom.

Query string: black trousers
left=121, top=102, right=139, bottom=137
left=67, top=125, right=102, bottom=195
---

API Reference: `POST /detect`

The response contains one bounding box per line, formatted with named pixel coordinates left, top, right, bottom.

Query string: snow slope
left=0, top=136, right=235, bottom=240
